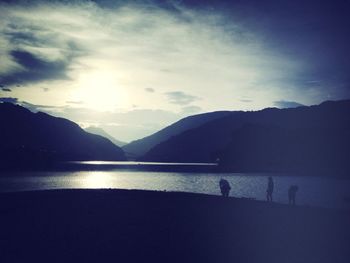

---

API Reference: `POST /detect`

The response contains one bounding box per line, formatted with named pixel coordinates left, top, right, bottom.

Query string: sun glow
left=70, top=71, right=129, bottom=111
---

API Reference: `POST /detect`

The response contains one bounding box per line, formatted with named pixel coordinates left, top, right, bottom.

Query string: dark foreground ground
left=0, top=189, right=349, bottom=263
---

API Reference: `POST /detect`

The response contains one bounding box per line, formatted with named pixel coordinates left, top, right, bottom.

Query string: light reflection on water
left=69, top=161, right=218, bottom=166
left=77, top=172, right=114, bottom=188
left=0, top=170, right=349, bottom=209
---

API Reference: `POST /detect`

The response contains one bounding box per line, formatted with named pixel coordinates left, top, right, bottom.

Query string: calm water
left=1, top=167, right=350, bottom=209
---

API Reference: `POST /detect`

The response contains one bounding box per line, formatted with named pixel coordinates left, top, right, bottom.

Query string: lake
left=0, top=162, right=349, bottom=209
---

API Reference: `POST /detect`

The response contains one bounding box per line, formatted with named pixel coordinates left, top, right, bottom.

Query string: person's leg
left=268, top=192, right=272, bottom=202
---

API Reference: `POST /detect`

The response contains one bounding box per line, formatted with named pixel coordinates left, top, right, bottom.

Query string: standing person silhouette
left=219, top=179, right=231, bottom=197
left=288, top=185, right=298, bottom=205
left=266, top=177, right=274, bottom=202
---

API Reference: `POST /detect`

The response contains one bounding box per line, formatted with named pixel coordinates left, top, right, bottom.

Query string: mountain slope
left=140, top=100, right=350, bottom=174
left=0, top=103, right=126, bottom=169
left=122, top=111, right=231, bottom=159
left=85, top=126, right=127, bottom=147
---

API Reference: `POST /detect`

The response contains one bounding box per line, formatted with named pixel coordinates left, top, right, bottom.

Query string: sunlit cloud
left=165, top=91, right=199, bottom=105
left=145, top=87, right=155, bottom=93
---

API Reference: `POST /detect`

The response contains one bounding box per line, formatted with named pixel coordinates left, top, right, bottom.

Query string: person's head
left=268, top=177, right=272, bottom=181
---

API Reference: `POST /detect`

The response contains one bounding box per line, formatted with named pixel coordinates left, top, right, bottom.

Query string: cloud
left=0, top=0, right=338, bottom=141
left=165, top=91, right=199, bottom=105
left=1, top=88, right=12, bottom=92
left=145, top=87, right=155, bottom=93
left=273, top=100, right=304, bottom=108
left=4, top=31, right=47, bottom=47
left=66, top=100, right=84, bottom=105
left=240, top=99, right=252, bottom=103
left=19, top=101, right=62, bottom=112
left=0, top=0, right=310, bottom=110
left=181, top=105, right=202, bottom=114
left=0, top=50, right=71, bottom=85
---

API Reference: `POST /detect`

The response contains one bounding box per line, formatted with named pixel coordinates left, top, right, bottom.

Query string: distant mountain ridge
left=122, top=111, right=232, bottom=159
left=2, top=99, right=349, bottom=174
left=0, top=103, right=126, bottom=169
left=85, top=126, right=127, bottom=147
left=139, top=100, right=350, bottom=175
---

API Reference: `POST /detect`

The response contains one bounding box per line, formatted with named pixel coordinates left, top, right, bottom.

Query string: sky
left=0, top=0, right=349, bottom=142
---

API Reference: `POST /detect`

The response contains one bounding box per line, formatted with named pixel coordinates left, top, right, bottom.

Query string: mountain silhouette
left=85, top=126, right=127, bottom=147
left=0, top=103, right=126, bottom=169
left=122, top=111, right=231, bottom=159
left=140, top=100, right=350, bottom=175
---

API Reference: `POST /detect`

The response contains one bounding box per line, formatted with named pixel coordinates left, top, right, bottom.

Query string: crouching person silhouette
left=219, top=179, right=231, bottom=197
left=288, top=185, right=299, bottom=205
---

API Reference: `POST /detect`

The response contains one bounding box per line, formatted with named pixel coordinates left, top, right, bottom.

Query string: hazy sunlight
left=71, top=71, right=128, bottom=111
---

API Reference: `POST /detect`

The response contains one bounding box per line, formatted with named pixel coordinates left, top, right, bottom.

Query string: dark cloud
left=145, top=87, right=155, bottom=93
left=0, top=50, right=71, bottom=86
left=165, top=91, right=199, bottom=105
left=274, top=100, right=304, bottom=109
left=0, top=97, right=18, bottom=104
left=232, top=0, right=350, bottom=96
left=1, top=88, right=12, bottom=92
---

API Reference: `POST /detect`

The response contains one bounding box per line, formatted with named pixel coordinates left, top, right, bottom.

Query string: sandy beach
left=0, top=189, right=349, bottom=263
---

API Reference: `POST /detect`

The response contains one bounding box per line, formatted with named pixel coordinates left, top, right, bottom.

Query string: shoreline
left=1, top=189, right=349, bottom=263
left=0, top=188, right=347, bottom=211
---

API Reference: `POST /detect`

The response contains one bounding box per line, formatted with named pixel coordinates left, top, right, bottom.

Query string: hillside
left=85, top=126, right=127, bottom=147
left=140, top=100, right=350, bottom=174
left=122, top=111, right=231, bottom=159
left=0, top=103, right=126, bottom=169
